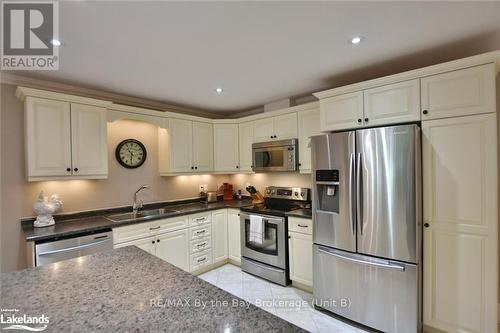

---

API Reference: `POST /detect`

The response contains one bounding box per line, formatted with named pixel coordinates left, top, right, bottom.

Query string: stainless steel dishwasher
left=35, top=230, right=113, bottom=266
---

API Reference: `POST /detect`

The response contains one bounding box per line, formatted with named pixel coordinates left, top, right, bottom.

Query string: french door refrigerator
left=311, top=124, right=421, bottom=333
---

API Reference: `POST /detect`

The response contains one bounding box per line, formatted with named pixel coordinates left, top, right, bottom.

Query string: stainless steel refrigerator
left=311, top=124, right=421, bottom=333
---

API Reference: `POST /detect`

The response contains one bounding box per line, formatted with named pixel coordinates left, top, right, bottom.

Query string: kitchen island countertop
left=0, top=246, right=305, bottom=333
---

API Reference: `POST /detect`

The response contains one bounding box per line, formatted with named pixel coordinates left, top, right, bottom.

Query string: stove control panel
left=265, top=186, right=310, bottom=201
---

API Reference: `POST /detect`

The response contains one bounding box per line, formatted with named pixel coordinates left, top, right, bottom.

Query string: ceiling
left=9, top=1, right=500, bottom=115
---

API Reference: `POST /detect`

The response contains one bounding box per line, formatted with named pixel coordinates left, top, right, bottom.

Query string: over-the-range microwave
left=252, top=139, right=298, bottom=172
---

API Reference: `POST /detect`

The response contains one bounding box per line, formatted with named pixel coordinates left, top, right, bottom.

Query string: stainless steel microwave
left=252, top=139, right=298, bottom=172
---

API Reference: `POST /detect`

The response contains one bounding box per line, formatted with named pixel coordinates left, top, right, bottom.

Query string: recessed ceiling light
left=215, top=88, right=223, bottom=94
left=50, top=39, right=62, bottom=46
left=351, top=36, right=362, bottom=45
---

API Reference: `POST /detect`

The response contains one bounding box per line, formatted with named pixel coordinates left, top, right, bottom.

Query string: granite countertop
left=22, top=199, right=254, bottom=242
left=0, top=246, right=305, bottom=332
left=285, top=209, right=313, bottom=219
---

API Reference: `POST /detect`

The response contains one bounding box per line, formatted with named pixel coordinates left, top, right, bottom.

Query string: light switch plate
left=199, top=184, right=208, bottom=193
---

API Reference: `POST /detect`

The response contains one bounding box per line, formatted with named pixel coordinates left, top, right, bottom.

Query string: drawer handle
left=297, top=224, right=309, bottom=228
left=195, top=217, right=206, bottom=222
left=197, top=242, right=207, bottom=248
left=197, top=257, right=207, bottom=263
left=196, top=230, right=206, bottom=235
left=150, top=226, right=161, bottom=230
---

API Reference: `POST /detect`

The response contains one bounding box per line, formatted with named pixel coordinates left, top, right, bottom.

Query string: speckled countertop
left=22, top=199, right=254, bottom=242
left=0, top=246, right=305, bottom=332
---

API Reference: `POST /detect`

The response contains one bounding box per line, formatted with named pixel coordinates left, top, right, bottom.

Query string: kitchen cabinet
left=238, top=121, right=254, bottom=172
left=25, top=97, right=108, bottom=181
left=253, top=113, right=298, bottom=142
left=159, top=118, right=213, bottom=174
left=155, top=229, right=190, bottom=272
left=319, top=91, right=364, bottom=132
left=288, top=217, right=313, bottom=288
left=227, top=209, right=241, bottom=263
left=421, top=63, right=495, bottom=120
left=114, top=235, right=156, bottom=255
left=422, top=114, right=497, bottom=333
left=297, top=107, right=320, bottom=173
left=213, top=124, right=240, bottom=172
left=363, top=79, right=420, bottom=126
left=212, top=210, right=228, bottom=263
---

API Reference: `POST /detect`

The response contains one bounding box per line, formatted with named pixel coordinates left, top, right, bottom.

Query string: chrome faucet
left=133, top=185, right=150, bottom=214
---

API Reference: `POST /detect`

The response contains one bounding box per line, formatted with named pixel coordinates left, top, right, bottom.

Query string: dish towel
left=249, top=215, right=265, bottom=245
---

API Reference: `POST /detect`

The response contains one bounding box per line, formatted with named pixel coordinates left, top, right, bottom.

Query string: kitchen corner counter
left=22, top=199, right=253, bottom=242
left=0, top=246, right=304, bottom=332
left=285, top=209, right=312, bottom=219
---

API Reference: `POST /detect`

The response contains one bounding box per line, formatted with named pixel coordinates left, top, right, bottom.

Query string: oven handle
left=244, top=258, right=285, bottom=273
left=239, top=212, right=284, bottom=224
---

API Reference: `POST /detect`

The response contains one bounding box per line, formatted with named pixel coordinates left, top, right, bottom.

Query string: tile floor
left=199, top=264, right=371, bottom=333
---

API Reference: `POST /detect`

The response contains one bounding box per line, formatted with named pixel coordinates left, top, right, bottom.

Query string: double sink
left=105, top=203, right=210, bottom=223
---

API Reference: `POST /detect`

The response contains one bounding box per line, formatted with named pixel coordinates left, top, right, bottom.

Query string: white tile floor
left=199, top=264, right=371, bottom=333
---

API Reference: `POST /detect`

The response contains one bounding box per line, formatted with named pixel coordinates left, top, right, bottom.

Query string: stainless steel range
left=240, top=186, right=310, bottom=286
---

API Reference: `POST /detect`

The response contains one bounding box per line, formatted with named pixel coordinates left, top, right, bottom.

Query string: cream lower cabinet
left=156, top=229, right=190, bottom=272
left=212, top=210, right=228, bottom=263
left=288, top=217, right=313, bottom=287
left=213, top=124, right=240, bottom=172
left=24, top=96, right=108, bottom=181
left=227, top=209, right=241, bottom=263
left=422, top=114, right=497, bottom=333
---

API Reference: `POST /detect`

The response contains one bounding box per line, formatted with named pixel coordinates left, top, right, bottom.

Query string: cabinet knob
left=191, top=166, right=194, bottom=170
left=66, top=168, right=71, bottom=172
left=73, top=168, right=78, bottom=172
left=236, top=166, right=239, bottom=169
left=422, top=110, right=429, bottom=115
left=195, top=166, right=198, bottom=170
left=424, top=223, right=430, bottom=228
left=364, top=118, right=369, bottom=122
left=270, top=135, right=273, bottom=139
left=157, top=239, right=160, bottom=243
left=357, top=119, right=362, bottom=123
left=152, top=240, right=155, bottom=244
left=298, top=163, right=302, bottom=167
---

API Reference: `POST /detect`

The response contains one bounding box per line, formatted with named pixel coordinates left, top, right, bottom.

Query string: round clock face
left=115, top=139, right=147, bottom=169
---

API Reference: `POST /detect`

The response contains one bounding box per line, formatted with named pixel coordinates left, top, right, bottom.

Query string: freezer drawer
left=313, top=245, right=420, bottom=333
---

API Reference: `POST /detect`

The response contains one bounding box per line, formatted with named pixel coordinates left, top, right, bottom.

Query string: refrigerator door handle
left=317, top=246, right=406, bottom=272
left=348, top=153, right=356, bottom=235
left=356, top=152, right=363, bottom=235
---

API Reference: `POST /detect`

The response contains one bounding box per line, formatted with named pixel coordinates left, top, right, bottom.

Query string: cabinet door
left=113, top=236, right=156, bottom=255
left=25, top=97, right=72, bottom=178
left=421, top=63, right=495, bottom=120
left=253, top=117, right=275, bottom=142
left=319, top=91, right=364, bottom=132
left=169, top=118, right=193, bottom=172
left=70, top=103, right=108, bottom=177
left=238, top=121, right=254, bottom=172
left=274, top=113, right=298, bottom=140
left=192, top=121, right=213, bottom=172
left=227, top=209, right=241, bottom=263
left=422, top=114, right=497, bottom=333
left=298, top=108, right=320, bottom=173
left=155, top=229, right=190, bottom=272
left=289, top=231, right=313, bottom=287
left=213, top=124, right=239, bottom=172
left=363, top=79, right=420, bottom=126
left=211, top=210, right=228, bottom=263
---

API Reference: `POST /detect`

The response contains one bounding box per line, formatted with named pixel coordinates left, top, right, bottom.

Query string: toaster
left=206, top=191, right=218, bottom=203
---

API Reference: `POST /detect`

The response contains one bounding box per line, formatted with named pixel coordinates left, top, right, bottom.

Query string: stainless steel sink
left=105, top=208, right=180, bottom=222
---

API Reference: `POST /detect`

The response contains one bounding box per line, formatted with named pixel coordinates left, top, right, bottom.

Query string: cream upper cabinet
left=192, top=121, right=213, bottom=172
left=227, top=209, right=241, bottom=263
left=297, top=107, right=320, bottom=173
left=212, top=210, right=228, bottom=263
left=422, top=114, right=497, bottom=333
left=168, top=118, right=194, bottom=172
left=238, top=121, right=254, bottom=172
left=421, top=63, right=495, bottom=120
left=363, top=79, right=420, bottom=126
left=319, top=91, right=364, bottom=132
left=25, top=96, right=108, bottom=181
left=253, top=113, right=298, bottom=142
left=70, top=103, right=108, bottom=177
left=25, top=97, right=72, bottom=178
left=155, top=229, right=190, bottom=272
left=213, top=124, right=239, bottom=172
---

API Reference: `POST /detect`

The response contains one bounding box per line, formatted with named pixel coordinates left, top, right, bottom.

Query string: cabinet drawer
left=288, top=217, right=312, bottom=235
left=188, top=213, right=211, bottom=227
left=190, top=249, right=212, bottom=272
left=190, top=224, right=211, bottom=240
left=113, top=222, right=154, bottom=244
left=151, top=216, right=189, bottom=235
left=190, top=237, right=212, bottom=254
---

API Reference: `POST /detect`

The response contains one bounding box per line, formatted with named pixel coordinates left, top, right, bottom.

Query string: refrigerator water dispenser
left=316, top=170, right=339, bottom=213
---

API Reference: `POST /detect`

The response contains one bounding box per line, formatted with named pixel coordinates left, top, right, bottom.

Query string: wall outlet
left=199, top=185, right=208, bottom=193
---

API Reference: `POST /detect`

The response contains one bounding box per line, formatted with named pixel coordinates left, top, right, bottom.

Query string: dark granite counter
left=0, top=246, right=304, bottom=332
left=285, top=209, right=312, bottom=219
left=22, top=199, right=253, bottom=242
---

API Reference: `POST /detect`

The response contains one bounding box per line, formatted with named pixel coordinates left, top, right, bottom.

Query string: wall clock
left=115, top=139, right=147, bottom=169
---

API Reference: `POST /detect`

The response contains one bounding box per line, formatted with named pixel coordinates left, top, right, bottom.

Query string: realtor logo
left=1, top=1, right=59, bottom=70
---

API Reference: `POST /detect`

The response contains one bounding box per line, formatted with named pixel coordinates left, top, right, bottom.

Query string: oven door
left=252, top=146, right=295, bottom=172
left=240, top=212, right=286, bottom=269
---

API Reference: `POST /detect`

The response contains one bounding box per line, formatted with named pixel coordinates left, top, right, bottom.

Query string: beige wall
left=229, top=173, right=311, bottom=195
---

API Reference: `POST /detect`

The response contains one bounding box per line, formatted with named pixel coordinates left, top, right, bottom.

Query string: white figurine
left=33, top=191, right=63, bottom=228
